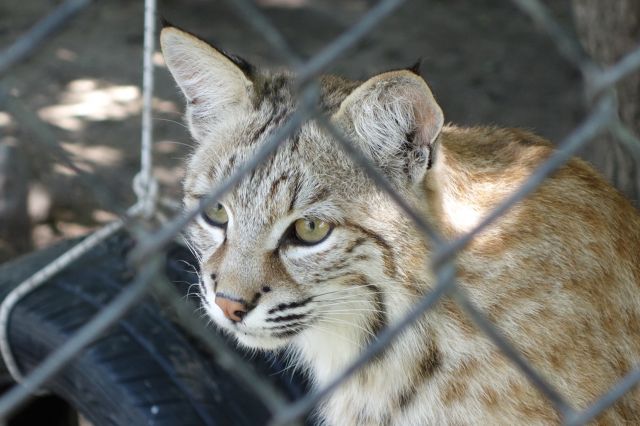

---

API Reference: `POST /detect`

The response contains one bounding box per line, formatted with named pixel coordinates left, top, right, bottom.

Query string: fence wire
left=1, top=0, right=640, bottom=425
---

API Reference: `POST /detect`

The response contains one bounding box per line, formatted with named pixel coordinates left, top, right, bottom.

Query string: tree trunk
left=572, top=0, right=640, bottom=205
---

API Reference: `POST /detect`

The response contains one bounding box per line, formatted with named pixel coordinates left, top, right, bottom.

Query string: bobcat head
left=160, top=26, right=442, bottom=357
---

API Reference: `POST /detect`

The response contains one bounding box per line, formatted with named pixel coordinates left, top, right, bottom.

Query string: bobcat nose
left=215, top=295, right=248, bottom=322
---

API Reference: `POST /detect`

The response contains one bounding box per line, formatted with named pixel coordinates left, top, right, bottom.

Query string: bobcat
left=160, top=25, right=640, bottom=425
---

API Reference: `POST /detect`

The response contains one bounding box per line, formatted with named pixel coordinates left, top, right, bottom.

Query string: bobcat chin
left=161, top=25, right=640, bottom=425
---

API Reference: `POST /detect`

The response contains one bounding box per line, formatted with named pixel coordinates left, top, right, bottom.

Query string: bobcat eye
left=202, top=202, right=228, bottom=227
left=293, top=218, right=332, bottom=244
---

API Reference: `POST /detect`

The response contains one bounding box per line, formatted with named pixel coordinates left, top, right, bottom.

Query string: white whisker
left=312, top=317, right=377, bottom=341
left=153, top=117, right=191, bottom=131
left=315, top=306, right=388, bottom=315
left=308, top=323, right=362, bottom=347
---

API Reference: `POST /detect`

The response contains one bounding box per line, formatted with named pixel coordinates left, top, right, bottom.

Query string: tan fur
left=423, top=126, right=640, bottom=423
left=161, top=25, right=640, bottom=425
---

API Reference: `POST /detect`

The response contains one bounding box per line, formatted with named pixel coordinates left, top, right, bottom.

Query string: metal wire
left=0, top=84, right=132, bottom=218
left=317, top=115, right=443, bottom=243
left=0, top=0, right=93, bottom=75
left=2, top=0, right=640, bottom=424
left=508, top=0, right=595, bottom=77
left=128, top=86, right=318, bottom=266
left=451, top=285, right=575, bottom=419
left=432, top=95, right=616, bottom=267
left=0, top=255, right=160, bottom=418
left=151, top=274, right=293, bottom=420
left=592, top=45, right=640, bottom=95
left=0, top=202, right=142, bottom=384
left=295, top=0, right=406, bottom=86
left=0, top=0, right=156, bottom=401
left=566, top=368, right=640, bottom=426
left=270, top=261, right=457, bottom=426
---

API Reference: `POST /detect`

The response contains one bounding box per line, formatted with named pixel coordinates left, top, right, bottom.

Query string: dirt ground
left=0, top=0, right=583, bottom=261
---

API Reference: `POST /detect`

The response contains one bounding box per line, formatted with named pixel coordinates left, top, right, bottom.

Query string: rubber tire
left=0, top=233, right=307, bottom=426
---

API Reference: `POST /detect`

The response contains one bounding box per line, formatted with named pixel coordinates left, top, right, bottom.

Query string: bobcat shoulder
left=160, top=25, right=640, bottom=425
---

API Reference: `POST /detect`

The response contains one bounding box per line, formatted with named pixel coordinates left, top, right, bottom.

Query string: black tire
left=0, top=233, right=308, bottom=426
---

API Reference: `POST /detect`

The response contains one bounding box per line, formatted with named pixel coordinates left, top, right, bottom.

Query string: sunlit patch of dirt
left=60, top=142, right=123, bottom=169
left=0, top=112, right=14, bottom=128
left=38, top=80, right=142, bottom=131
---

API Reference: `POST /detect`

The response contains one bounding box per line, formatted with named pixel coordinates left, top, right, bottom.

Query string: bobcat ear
left=334, top=70, right=444, bottom=185
left=160, top=26, right=254, bottom=140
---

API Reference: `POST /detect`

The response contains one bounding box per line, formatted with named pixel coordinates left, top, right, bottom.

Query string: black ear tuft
left=160, top=22, right=255, bottom=80
left=222, top=50, right=256, bottom=79
left=407, top=59, right=423, bottom=76
left=159, top=20, right=195, bottom=37
left=159, top=16, right=173, bottom=29
left=159, top=22, right=256, bottom=80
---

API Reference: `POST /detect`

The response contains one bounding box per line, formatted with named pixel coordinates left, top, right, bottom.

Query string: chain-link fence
left=1, top=0, right=639, bottom=424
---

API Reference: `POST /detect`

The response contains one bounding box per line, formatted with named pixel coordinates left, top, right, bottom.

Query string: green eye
left=294, top=218, right=332, bottom=244
left=202, top=202, right=228, bottom=226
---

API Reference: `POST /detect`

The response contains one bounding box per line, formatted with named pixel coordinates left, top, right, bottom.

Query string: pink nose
left=215, top=296, right=247, bottom=322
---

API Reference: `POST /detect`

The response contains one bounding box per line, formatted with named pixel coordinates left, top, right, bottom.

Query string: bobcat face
left=181, top=90, right=421, bottom=351
left=161, top=26, right=443, bottom=352
left=183, top=124, right=390, bottom=350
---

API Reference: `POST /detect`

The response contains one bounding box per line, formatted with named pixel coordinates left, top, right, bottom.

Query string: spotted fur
left=161, top=26, right=640, bottom=425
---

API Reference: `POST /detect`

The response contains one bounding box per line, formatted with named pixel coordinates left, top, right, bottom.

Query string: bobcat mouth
left=234, top=321, right=310, bottom=349
left=262, top=300, right=314, bottom=339
left=235, top=307, right=314, bottom=348
left=204, top=293, right=315, bottom=348
left=263, top=320, right=309, bottom=339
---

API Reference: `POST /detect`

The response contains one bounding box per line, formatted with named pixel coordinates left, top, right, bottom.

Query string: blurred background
left=0, top=0, right=638, bottom=264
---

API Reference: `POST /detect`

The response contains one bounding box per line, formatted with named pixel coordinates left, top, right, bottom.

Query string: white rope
left=0, top=203, right=143, bottom=383
left=133, top=170, right=159, bottom=217
left=0, top=0, right=159, bottom=386
left=138, top=0, right=158, bottom=218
